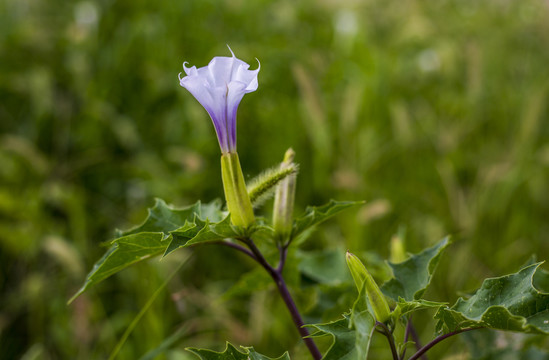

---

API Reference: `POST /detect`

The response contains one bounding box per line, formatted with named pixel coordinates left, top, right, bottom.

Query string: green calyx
left=346, top=251, right=391, bottom=323
left=221, top=152, right=255, bottom=228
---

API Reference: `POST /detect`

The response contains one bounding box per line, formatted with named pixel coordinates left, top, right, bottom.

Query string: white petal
left=182, top=62, right=197, bottom=76
left=178, top=48, right=260, bottom=153
left=207, top=56, right=235, bottom=87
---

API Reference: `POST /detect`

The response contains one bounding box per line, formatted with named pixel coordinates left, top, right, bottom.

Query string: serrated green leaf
left=71, top=199, right=221, bottom=303
left=292, top=200, right=363, bottom=239
left=245, top=347, right=290, bottom=360
left=187, top=343, right=248, bottom=360
left=534, top=267, right=549, bottom=293
left=435, top=263, right=549, bottom=335
left=392, top=298, right=447, bottom=320
left=164, top=214, right=276, bottom=257
left=351, top=284, right=377, bottom=360
left=162, top=220, right=199, bottom=256
left=307, top=317, right=356, bottom=360
left=381, top=237, right=450, bottom=301
left=199, top=199, right=225, bottom=222
left=122, top=199, right=203, bottom=237
left=307, top=314, right=376, bottom=360
left=164, top=215, right=241, bottom=257
left=69, top=232, right=167, bottom=303
left=307, top=283, right=376, bottom=360
left=186, top=216, right=240, bottom=245
left=186, top=343, right=290, bottom=360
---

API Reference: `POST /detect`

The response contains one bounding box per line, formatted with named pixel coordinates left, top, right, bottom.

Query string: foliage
left=306, top=239, right=548, bottom=359
left=382, top=237, right=451, bottom=301
left=306, top=287, right=376, bottom=360
left=70, top=198, right=357, bottom=303
left=435, top=263, right=549, bottom=335
left=72, top=205, right=548, bottom=359
left=187, top=343, right=290, bottom=360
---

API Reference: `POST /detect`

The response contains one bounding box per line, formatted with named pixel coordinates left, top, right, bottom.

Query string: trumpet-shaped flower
left=179, top=47, right=259, bottom=153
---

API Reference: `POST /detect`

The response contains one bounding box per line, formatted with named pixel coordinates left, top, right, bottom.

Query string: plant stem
left=408, top=328, right=479, bottom=360
left=399, top=316, right=413, bottom=360
left=244, top=238, right=322, bottom=360
left=376, top=321, right=399, bottom=360
left=276, top=244, right=289, bottom=273
left=214, top=240, right=257, bottom=260
left=399, top=316, right=425, bottom=360
left=408, top=321, right=426, bottom=360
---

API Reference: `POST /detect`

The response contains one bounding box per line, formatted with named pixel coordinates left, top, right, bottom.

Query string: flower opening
left=179, top=46, right=260, bottom=153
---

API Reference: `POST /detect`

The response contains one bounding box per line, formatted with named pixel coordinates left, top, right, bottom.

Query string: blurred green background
left=1, top=0, right=548, bottom=358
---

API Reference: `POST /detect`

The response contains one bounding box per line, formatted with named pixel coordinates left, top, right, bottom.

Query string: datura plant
left=70, top=47, right=549, bottom=360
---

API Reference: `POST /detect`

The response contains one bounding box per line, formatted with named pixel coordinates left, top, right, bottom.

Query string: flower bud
left=346, top=251, right=391, bottom=323
left=273, top=148, right=297, bottom=244
left=221, top=152, right=255, bottom=228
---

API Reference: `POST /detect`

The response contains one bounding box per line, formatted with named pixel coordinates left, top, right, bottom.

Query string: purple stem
left=214, top=240, right=257, bottom=260
left=408, top=322, right=426, bottom=360
left=244, top=238, right=322, bottom=360
left=408, top=328, right=479, bottom=360
left=399, top=317, right=413, bottom=360
left=276, top=244, right=289, bottom=273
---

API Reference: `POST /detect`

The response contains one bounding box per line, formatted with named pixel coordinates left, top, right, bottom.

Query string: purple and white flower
left=179, top=47, right=260, bottom=153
